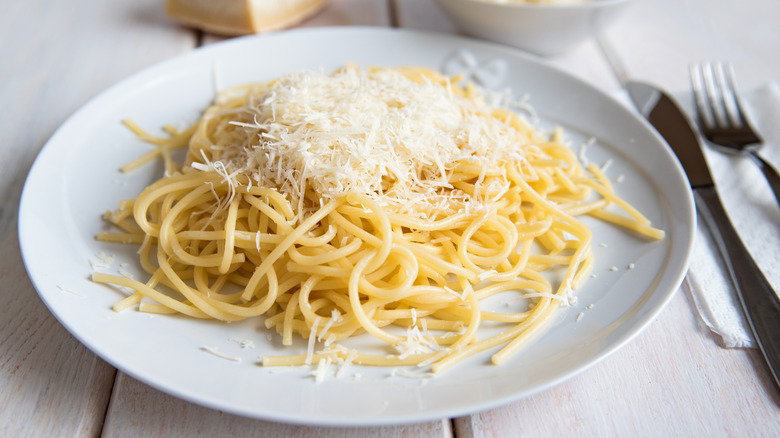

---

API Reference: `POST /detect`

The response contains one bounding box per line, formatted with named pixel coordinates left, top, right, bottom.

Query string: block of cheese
left=166, top=0, right=330, bottom=35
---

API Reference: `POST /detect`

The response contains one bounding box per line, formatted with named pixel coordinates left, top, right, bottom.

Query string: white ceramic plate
left=19, top=27, right=694, bottom=426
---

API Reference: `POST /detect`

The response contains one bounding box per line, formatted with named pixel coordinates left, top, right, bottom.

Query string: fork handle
left=695, top=185, right=780, bottom=390
left=748, top=151, right=780, bottom=208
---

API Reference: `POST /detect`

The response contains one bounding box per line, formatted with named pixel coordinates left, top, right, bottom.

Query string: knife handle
left=695, top=185, right=780, bottom=389
left=747, top=151, right=780, bottom=208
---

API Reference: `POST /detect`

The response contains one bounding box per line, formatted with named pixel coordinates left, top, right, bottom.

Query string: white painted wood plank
left=454, top=289, right=780, bottom=437
left=102, top=373, right=452, bottom=438
left=0, top=237, right=116, bottom=438
left=394, top=0, right=622, bottom=92
left=0, top=0, right=194, bottom=436
left=600, top=0, right=780, bottom=92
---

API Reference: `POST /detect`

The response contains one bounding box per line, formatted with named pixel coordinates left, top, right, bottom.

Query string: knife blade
left=627, top=81, right=780, bottom=391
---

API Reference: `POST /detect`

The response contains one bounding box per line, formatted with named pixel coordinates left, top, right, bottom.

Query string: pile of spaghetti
left=95, top=64, right=663, bottom=374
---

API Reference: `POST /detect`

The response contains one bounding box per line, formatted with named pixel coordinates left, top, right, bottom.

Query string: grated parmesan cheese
left=57, top=285, right=85, bottom=298
left=305, top=316, right=321, bottom=365
left=201, top=346, right=241, bottom=362
left=477, top=269, right=498, bottom=281
left=118, top=268, right=135, bottom=279
left=317, top=309, right=341, bottom=341
left=394, top=326, right=442, bottom=360
left=229, top=337, right=256, bottom=349
left=200, top=66, right=530, bottom=219
left=335, top=350, right=357, bottom=379
left=312, top=357, right=332, bottom=383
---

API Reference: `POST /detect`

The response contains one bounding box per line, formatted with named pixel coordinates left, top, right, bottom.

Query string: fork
left=689, top=62, right=780, bottom=206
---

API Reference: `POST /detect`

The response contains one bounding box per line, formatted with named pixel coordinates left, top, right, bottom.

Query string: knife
left=627, top=81, right=780, bottom=390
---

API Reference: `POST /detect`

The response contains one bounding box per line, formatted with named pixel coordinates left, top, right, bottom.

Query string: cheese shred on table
left=94, top=64, right=664, bottom=375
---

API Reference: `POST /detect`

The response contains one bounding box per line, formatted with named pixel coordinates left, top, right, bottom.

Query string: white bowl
left=433, top=0, right=632, bottom=56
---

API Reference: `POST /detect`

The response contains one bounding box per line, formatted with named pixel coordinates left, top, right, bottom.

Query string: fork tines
left=690, top=62, right=747, bottom=130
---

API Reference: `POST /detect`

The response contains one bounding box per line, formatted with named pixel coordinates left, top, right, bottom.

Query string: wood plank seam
left=387, top=0, right=399, bottom=27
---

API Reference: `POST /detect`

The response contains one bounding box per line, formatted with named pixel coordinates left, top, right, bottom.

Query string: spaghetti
left=95, top=65, right=663, bottom=374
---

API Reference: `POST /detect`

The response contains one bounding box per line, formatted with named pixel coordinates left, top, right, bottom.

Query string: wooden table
left=3, top=0, right=779, bottom=436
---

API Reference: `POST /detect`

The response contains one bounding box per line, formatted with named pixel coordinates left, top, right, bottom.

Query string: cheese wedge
left=166, top=0, right=330, bottom=35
